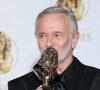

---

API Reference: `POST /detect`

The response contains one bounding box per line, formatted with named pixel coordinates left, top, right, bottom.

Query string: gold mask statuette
left=33, top=48, right=58, bottom=90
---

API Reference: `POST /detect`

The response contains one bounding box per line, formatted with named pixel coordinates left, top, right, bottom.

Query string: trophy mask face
left=33, top=48, right=58, bottom=81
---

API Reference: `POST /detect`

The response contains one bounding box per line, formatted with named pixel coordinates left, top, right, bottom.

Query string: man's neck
left=57, top=54, right=73, bottom=74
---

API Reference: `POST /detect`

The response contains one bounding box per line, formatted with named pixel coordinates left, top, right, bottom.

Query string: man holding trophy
left=8, top=6, right=100, bottom=90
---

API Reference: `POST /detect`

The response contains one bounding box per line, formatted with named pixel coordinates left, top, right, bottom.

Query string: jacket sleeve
left=8, top=72, right=42, bottom=90
left=8, top=77, right=28, bottom=90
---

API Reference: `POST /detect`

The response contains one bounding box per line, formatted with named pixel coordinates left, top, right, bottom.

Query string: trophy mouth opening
left=33, top=69, right=42, bottom=80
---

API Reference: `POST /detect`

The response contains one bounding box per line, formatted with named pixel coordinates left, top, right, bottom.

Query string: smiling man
left=8, top=7, right=100, bottom=90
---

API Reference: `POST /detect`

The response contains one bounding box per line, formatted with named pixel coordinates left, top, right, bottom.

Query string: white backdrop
left=0, top=0, right=100, bottom=89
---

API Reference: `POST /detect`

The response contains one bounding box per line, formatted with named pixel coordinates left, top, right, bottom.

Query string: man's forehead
left=36, top=12, right=71, bottom=35
left=37, top=13, right=70, bottom=26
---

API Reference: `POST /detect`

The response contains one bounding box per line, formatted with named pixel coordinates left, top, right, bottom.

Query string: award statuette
left=33, top=48, right=58, bottom=90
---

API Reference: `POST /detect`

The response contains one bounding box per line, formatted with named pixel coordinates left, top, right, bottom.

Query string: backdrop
left=0, top=0, right=100, bottom=89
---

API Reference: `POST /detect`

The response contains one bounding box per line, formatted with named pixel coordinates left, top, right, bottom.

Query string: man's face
left=36, top=13, right=73, bottom=64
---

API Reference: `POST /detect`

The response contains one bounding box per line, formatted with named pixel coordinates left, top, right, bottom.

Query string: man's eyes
left=38, top=33, right=62, bottom=39
left=39, top=35, right=46, bottom=39
left=55, top=33, right=62, bottom=38
left=55, top=34, right=61, bottom=37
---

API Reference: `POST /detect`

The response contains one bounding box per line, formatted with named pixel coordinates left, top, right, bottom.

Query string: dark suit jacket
left=8, top=57, right=100, bottom=90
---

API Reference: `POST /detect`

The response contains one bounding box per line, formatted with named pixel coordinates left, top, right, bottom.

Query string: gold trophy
left=0, top=32, right=13, bottom=74
left=55, top=0, right=85, bottom=21
left=33, top=48, right=58, bottom=90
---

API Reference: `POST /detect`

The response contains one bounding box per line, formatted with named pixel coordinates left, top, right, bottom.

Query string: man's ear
left=72, top=32, right=79, bottom=48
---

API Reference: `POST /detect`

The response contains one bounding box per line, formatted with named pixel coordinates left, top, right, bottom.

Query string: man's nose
left=46, top=37, right=54, bottom=48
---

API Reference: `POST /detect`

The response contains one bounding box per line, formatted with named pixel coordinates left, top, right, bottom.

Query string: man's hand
left=36, top=88, right=43, bottom=90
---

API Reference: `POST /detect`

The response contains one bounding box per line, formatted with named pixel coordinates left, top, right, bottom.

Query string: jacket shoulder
left=74, top=56, right=100, bottom=74
left=80, top=61, right=100, bottom=90
left=83, top=63, right=100, bottom=74
left=8, top=71, right=41, bottom=90
left=8, top=72, right=33, bottom=85
left=73, top=57, right=100, bottom=90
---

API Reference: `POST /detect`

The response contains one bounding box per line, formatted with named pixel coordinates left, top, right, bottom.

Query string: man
left=8, top=6, right=100, bottom=90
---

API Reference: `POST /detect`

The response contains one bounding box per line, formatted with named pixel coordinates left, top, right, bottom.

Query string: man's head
left=35, top=6, right=79, bottom=64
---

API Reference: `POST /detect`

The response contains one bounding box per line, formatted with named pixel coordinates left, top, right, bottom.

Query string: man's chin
left=58, top=53, right=71, bottom=65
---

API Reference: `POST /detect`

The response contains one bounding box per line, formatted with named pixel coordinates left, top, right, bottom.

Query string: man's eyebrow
left=38, top=32, right=46, bottom=35
left=54, top=31, right=63, bottom=33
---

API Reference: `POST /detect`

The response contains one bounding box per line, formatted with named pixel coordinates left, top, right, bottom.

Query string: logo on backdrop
left=0, top=32, right=18, bottom=74
left=51, top=0, right=90, bottom=21
left=51, top=0, right=91, bottom=42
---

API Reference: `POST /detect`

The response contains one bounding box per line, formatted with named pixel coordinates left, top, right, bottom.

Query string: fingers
left=36, top=88, right=43, bottom=90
